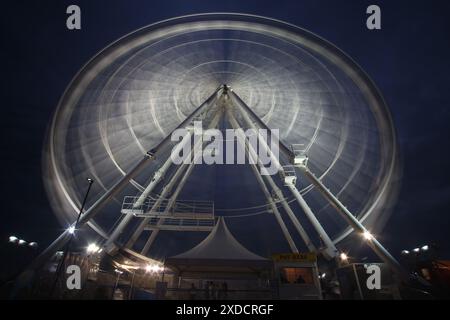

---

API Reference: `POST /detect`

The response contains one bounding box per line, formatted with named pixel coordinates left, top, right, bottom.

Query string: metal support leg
left=272, top=187, right=317, bottom=252
left=227, top=106, right=298, bottom=253
left=229, top=93, right=319, bottom=254
left=229, top=90, right=293, bottom=159
left=141, top=151, right=198, bottom=254
left=286, top=183, right=337, bottom=259
left=140, top=143, right=203, bottom=254
left=302, top=168, right=405, bottom=276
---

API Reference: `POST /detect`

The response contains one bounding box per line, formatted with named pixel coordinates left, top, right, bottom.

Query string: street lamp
left=340, top=252, right=349, bottom=262
left=363, top=230, right=373, bottom=241
left=87, top=243, right=100, bottom=254
left=67, top=226, right=76, bottom=235
left=8, top=235, right=38, bottom=249
left=28, top=242, right=38, bottom=248
left=112, top=269, right=124, bottom=299
left=50, top=178, right=94, bottom=297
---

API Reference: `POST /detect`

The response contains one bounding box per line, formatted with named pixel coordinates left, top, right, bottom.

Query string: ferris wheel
left=39, top=14, right=402, bottom=274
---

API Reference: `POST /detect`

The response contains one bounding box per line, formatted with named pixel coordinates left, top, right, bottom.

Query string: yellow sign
left=271, top=252, right=317, bottom=263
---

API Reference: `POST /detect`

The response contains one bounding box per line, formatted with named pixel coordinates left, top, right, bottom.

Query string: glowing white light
left=67, top=226, right=76, bottom=234
left=421, top=245, right=429, bottom=251
left=28, top=242, right=38, bottom=248
left=340, top=253, right=348, bottom=261
left=18, top=239, right=27, bottom=245
left=87, top=243, right=100, bottom=254
left=114, top=269, right=123, bottom=274
left=321, top=273, right=326, bottom=279
left=146, top=264, right=163, bottom=273
left=413, top=248, right=420, bottom=253
left=401, top=250, right=410, bottom=255
left=9, top=236, right=18, bottom=243
left=363, top=231, right=373, bottom=240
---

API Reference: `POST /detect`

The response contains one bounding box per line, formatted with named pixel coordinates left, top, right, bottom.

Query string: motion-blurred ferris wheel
left=42, top=13, right=401, bottom=271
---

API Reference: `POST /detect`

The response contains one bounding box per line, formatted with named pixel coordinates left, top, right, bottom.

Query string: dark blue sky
left=0, top=0, right=450, bottom=267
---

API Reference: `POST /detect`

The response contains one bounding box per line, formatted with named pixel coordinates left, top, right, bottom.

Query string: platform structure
left=121, top=196, right=215, bottom=232
left=26, top=85, right=407, bottom=282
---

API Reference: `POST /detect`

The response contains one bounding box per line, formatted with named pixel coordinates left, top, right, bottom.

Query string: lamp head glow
left=340, top=252, right=349, bottom=261
left=87, top=243, right=100, bottom=254
left=401, top=250, right=410, bottom=255
left=363, top=231, right=373, bottom=241
left=421, top=245, right=429, bottom=251
left=67, top=226, right=76, bottom=234
left=28, top=242, right=38, bottom=248
left=9, top=236, right=18, bottom=243
left=413, top=248, right=420, bottom=253
left=146, top=264, right=163, bottom=273
left=18, top=239, right=27, bottom=245
left=145, top=265, right=153, bottom=273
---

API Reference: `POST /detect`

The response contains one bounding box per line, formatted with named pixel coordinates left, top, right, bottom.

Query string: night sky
left=1, top=0, right=450, bottom=277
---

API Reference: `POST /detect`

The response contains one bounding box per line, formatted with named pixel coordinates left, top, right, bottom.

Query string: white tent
left=166, top=217, right=271, bottom=276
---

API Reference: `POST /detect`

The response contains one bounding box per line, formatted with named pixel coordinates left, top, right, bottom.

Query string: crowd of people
left=188, top=281, right=228, bottom=300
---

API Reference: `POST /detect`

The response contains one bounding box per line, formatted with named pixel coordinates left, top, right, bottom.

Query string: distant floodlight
left=340, top=252, right=348, bottom=261
left=18, top=239, right=27, bottom=245
left=401, top=250, right=410, bottom=255
left=413, top=248, right=420, bottom=253
left=87, top=243, right=100, bottom=254
left=28, top=242, right=38, bottom=248
left=363, top=231, right=373, bottom=241
left=67, top=226, right=76, bottom=234
left=114, top=269, right=123, bottom=274
left=321, top=273, right=326, bottom=279
left=9, top=236, right=18, bottom=243
left=421, top=245, right=429, bottom=251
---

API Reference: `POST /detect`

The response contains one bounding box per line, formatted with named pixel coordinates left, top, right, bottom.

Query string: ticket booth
left=272, top=253, right=322, bottom=300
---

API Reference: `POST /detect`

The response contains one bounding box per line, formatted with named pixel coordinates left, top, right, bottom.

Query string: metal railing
left=121, top=196, right=214, bottom=219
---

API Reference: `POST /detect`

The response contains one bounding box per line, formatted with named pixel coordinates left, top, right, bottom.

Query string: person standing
left=221, top=282, right=228, bottom=300
left=204, top=281, right=210, bottom=300
left=189, top=283, right=197, bottom=300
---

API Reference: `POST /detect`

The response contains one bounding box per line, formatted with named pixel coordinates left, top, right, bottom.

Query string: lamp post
left=128, top=269, right=137, bottom=300
left=112, top=269, right=123, bottom=300
left=50, top=178, right=94, bottom=297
